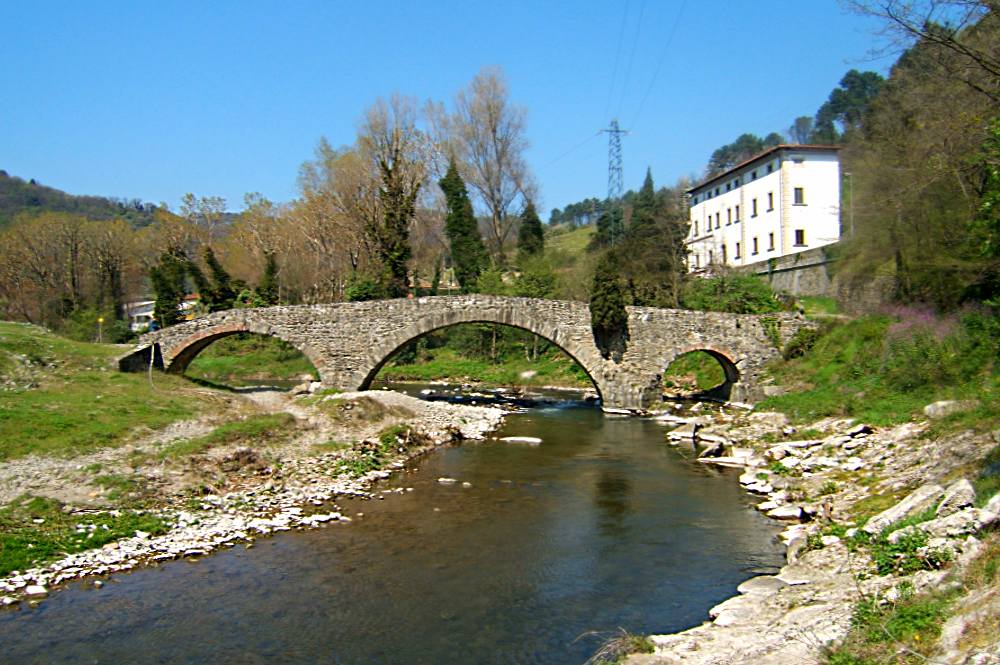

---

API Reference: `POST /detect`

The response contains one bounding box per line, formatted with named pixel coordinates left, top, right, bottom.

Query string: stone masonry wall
left=124, top=296, right=811, bottom=411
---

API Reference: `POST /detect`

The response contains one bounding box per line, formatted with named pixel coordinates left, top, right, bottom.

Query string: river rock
left=767, top=505, right=803, bottom=520
left=923, top=400, right=978, bottom=419
left=499, top=436, right=542, bottom=445
left=23, top=585, right=47, bottom=597
left=667, top=423, right=697, bottom=440
left=863, top=483, right=945, bottom=535
left=936, top=479, right=976, bottom=517
left=697, top=441, right=725, bottom=458
left=888, top=508, right=987, bottom=543
left=749, top=412, right=789, bottom=428
left=437, top=477, right=457, bottom=484
left=737, top=575, right=788, bottom=595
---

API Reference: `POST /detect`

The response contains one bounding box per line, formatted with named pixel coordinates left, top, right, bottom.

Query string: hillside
left=0, top=170, right=160, bottom=228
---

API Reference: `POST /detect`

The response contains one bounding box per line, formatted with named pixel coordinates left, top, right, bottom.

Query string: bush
left=783, top=326, right=822, bottom=360
left=681, top=271, right=784, bottom=314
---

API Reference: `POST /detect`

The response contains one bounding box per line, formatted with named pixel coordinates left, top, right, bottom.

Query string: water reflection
left=0, top=392, right=783, bottom=665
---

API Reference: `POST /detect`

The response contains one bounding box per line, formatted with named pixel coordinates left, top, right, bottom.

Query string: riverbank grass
left=0, top=495, right=168, bottom=577
left=0, top=322, right=225, bottom=460
left=185, top=333, right=318, bottom=383
left=760, top=313, right=1000, bottom=427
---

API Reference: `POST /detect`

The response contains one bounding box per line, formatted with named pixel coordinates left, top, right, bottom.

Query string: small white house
left=685, top=145, right=841, bottom=272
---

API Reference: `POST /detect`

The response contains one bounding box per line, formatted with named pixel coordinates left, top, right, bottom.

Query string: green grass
left=185, top=333, right=318, bottom=383
left=0, top=321, right=221, bottom=460
left=376, top=347, right=591, bottom=388
left=0, top=495, right=168, bottom=577
left=157, top=413, right=297, bottom=459
left=663, top=351, right=726, bottom=391
left=798, top=296, right=841, bottom=317
left=759, top=315, right=1000, bottom=426
left=545, top=224, right=594, bottom=255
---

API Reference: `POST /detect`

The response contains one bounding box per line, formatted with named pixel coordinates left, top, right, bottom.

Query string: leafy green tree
left=439, top=159, right=489, bottom=292
left=345, top=274, right=386, bottom=302
left=512, top=255, right=556, bottom=299
left=590, top=253, right=629, bottom=360
left=257, top=252, right=279, bottom=305
left=149, top=251, right=187, bottom=327
left=517, top=200, right=544, bottom=260
left=788, top=116, right=814, bottom=143
left=589, top=205, right=624, bottom=250
left=203, top=247, right=236, bottom=311
left=971, top=116, right=1000, bottom=306
left=811, top=69, right=884, bottom=143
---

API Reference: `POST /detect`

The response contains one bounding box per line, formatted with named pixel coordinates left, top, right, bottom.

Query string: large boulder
left=863, top=484, right=944, bottom=535
left=935, top=479, right=976, bottom=517
left=922, top=400, right=978, bottom=419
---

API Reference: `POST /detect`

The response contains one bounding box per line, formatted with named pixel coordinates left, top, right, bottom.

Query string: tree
left=149, top=251, right=187, bottom=327
left=257, top=252, right=280, bottom=305
left=179, top=193, right=227, bottom=242
left=589, top=205, right=624, bottom=250
left=359, top=95, right=427, bottom=298
left=203, top=246, right=237, bottom=311
left=437, top=67, right=535, bottom=263
left=789, top=116, right=815, bottom=144
left=811, top=69, right=885, bottom=143
left=845, top=1, right=999, bottom=102
left=517, top=200, right=544, bottom=260
left=439, top=159, right=488, bottom=292
left=590, top=253, right=629, bottom=361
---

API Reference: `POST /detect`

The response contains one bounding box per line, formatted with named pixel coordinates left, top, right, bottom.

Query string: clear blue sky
left=0, top=1, right=895, bottom=216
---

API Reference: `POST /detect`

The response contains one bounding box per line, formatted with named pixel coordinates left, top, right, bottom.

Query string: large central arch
left=347, top=304, right=610, bottom=400
left=358, top=319, right=602, bottom=398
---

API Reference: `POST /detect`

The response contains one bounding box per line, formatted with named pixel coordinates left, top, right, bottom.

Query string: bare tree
left=844, top=0, right=1000, bottom=100
left=438, top=67, right=535, bottom=263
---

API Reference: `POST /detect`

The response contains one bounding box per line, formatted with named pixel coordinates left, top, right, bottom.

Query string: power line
left=628, top=0, right=686, bottom=132
left=537, top=131, right=603, bottom=171
left=616, top=0, right=646, bottom=120
left=602, top=0, right=631, bottom=125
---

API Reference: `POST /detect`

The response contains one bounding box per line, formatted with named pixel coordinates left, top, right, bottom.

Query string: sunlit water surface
left=0, top=390, right=781, bottom=664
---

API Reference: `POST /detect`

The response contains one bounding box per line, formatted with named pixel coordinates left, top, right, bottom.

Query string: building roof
left=686, top=144, right=840, bottom=195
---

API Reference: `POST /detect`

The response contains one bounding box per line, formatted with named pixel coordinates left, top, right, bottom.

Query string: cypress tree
left=589, top=252, right=629, bottom=360
left=439, top=159, right=488, bottom=293
left=149, top=251, right=187, bottom=327
left=517, top=200, right=544, bottom=260
left=204, top=247, right=237, bottom=311
left=257, top=252, right=280, bottom=305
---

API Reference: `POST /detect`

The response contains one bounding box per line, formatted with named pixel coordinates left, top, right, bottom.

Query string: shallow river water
left=0, top=393, right=782, bottom=664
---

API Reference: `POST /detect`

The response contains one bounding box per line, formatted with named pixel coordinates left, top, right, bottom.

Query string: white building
left=685, top=145, right=841, bottom=272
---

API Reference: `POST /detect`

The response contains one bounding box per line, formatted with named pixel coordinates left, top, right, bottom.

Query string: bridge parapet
left=122, top=296, right=811, bottom=411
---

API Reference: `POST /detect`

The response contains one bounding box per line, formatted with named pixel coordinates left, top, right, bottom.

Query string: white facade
left=685, top=146, right=841, bottom=272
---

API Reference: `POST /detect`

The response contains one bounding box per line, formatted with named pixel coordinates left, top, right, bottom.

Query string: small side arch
left=658, top=345, right=741, bottom=401
left=161, top=322, right=326, bottom=380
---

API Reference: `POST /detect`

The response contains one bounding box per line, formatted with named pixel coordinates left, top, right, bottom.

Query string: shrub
left=681, top=271, right=784, bottom=314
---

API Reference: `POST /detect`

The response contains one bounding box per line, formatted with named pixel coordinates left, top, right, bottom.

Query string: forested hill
left=0, top=170, right=161, bottom=228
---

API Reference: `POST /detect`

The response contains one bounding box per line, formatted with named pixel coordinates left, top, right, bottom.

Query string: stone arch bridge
left=119, top=296, right=809, bottom=412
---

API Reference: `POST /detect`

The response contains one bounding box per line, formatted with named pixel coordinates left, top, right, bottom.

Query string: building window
left=751, top=170, right=757, bottom=180
left=735, top=204, right=740, bottom=221
left=767, top=163, right=773, bottom=174
left=721, top=245, right=727, bottom=264
left=794, top=187, right=805, bottom=205
left=795, top=229, right=806, bottom=246
left=709, top=250, right=714, bottom=264
left=752, top=237, right=759, bottom=255
left=694, top=221, right=699, bottom=236
left=715, top=212, right=720, bottom=229
left=735, top=242, right=741, bottom=259
left=767, top=192, right=774, bottom=211
left=715, top=187, right=720, bottom=196
left=726, top=208, right=732, bottom=224
left=768, top=232, right=775, bottom=251
left=726, top=182, right=731, bottom=192
left=752, top=199, right=758, bottom=217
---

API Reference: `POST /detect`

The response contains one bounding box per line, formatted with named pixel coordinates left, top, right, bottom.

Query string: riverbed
left=0, top=392, right=783, bottom=664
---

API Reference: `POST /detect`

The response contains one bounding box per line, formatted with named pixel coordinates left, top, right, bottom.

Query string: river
left=0, top=389, right=782, bottom=664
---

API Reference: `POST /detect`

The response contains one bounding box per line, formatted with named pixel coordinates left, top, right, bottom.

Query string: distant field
left=546, top=224, right=593, bottom=255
